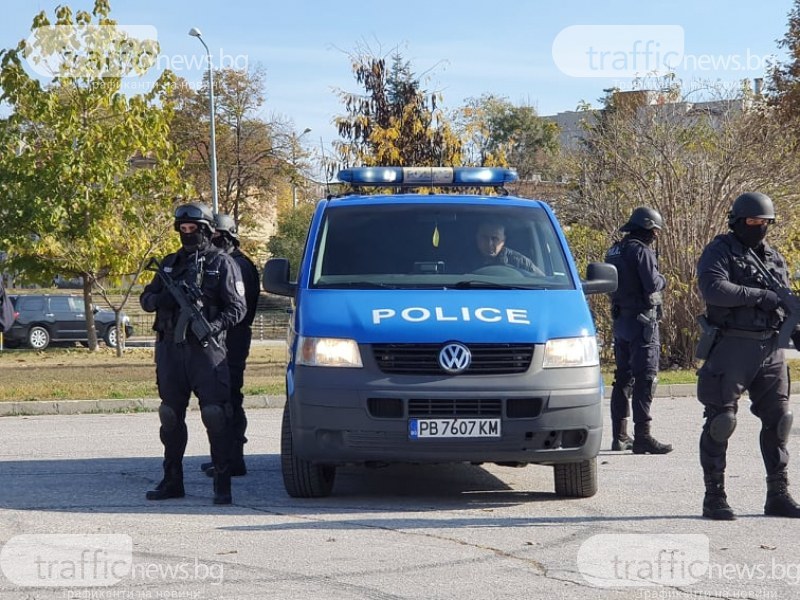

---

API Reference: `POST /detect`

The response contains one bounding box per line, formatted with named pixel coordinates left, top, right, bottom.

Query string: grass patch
left=0, top=345, right=285, bottom=402
left=3, top=346, right=797, bottom=402
left=603, top=359, right=800, bottom=387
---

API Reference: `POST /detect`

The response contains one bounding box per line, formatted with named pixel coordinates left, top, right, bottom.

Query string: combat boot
left=632, top=422, right=673, bottom=455
left=611, top=419, right=633, bottom=451
left=146, top=462, right=184, bottom=501
left=213, top=468, right=233, bottom=505
left=764, top=472, right=800, bottom=518
left=202, top=457, right=246, bottom=478
left=702, top=472, right=735, bottom=520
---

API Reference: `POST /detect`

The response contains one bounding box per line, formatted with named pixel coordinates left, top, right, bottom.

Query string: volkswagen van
left=263, top=167, right=617, bottom=498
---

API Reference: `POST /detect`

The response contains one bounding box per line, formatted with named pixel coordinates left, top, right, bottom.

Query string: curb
left=0, top=395, right=287, bottom=417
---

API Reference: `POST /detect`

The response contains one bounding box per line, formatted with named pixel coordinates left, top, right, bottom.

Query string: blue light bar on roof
left=337, top=166, right=518, bottom=187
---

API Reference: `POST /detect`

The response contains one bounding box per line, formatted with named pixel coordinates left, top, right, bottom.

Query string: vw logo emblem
left=439, top=342, right=471, bottom=374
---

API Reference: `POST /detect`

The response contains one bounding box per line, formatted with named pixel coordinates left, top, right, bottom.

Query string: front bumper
left=287, top=353, right=603, bottom=466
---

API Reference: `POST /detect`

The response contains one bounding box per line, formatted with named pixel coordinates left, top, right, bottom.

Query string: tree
left=0, top=0, right=188, bottom=352
left=557, top=78, right=800, bottom=367
left=266, top=203, right=315, bottom=277
left=170, top=67, right=292, bottom=233
left=769, top=0, right=800, bottom=118
left=333, top=48, right=461, bottom=169
left=455, top=94, right=559, bottom=178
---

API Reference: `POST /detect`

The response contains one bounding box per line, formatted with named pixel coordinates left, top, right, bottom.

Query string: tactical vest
left=605, top=237, right=655, bottom=312
left=705, top=235, right=785, bottom=332
left=154, top=247, right=227, bottom=338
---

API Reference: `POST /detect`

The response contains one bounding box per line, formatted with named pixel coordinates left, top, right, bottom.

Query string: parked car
left=5, top=294, right=134, bottom=350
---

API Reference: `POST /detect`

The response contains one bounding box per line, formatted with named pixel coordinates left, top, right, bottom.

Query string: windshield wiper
left=450, top=280, right=531, bottom=290
left=321, top=281, right=399, bottom=289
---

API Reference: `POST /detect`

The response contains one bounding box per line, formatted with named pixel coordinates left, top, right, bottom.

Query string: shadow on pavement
left=0, top=455, right=590, bottom=515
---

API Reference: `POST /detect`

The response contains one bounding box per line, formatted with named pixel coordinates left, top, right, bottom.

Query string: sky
left=0, top=0, right=794, bottom=158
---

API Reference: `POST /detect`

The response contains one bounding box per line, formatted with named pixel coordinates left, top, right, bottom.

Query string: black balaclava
left=732, top=220, right=768, bottom=248
left=180, top=225, right=210, bottom=253
left=628, top=228, right=657, bottom=245
left=212, top=234, right=234, bottom=253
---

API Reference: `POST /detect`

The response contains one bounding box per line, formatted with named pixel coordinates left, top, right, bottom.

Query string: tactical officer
left=200, top=213, right=261, bottom=478
left=605, top=207, right=672, bottom=454
left=140, top=202, right=246, bottom=505
left=697, top=192, right=800, bottom=520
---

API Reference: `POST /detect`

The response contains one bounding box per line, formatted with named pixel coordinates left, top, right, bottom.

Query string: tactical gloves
left=758, top=290, right=781, bottom=312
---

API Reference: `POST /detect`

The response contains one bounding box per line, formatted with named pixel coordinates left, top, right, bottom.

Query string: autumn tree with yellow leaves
left=333, top=50, right=461, bottom=169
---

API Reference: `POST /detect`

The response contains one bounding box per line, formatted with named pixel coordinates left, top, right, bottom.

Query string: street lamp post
left=188, top=27, right=219, bottom=214
left=292, top=127, right=312, bottom=209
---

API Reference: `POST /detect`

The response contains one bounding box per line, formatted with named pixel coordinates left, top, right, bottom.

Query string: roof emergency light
left=337, top=166, right=518, bottom=187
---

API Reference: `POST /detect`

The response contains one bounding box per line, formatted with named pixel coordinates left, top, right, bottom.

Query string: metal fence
left=129, top=310, right=290, bottom=341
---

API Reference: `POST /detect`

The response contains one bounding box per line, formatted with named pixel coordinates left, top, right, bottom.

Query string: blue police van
left=263, top=167, right=617, bottom=498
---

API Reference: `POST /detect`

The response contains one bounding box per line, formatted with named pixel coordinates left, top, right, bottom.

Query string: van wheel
left=553, top=458, right=598, bottom=498
left=28, top=326, right=51, bottom=350
left=280, top=405, right=336, bottom=498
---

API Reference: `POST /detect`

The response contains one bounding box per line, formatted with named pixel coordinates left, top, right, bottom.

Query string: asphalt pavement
left=2, top=396, right=800, bottom=599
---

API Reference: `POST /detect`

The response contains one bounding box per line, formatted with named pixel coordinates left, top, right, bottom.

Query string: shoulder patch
left=235, top=281, right=246, bottom=296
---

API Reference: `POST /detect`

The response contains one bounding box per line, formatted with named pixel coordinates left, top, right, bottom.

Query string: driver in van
left=475, top=221, right=544, bottom=275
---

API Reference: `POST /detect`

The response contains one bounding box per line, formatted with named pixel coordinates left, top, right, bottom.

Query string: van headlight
left=296, top=336, right=363, bottom=368
left=543, top=336, right=599, bottom=368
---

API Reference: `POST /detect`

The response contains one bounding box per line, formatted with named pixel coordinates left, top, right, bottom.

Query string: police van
left=263, top=167, right=617, bottom=498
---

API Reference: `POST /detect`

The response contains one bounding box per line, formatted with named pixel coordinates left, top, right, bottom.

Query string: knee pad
left=158, top=404, right=179, bottom=431
left=201, top=404, right=228, bottom=434
left=776, top=411, right=793, bottom=443
left=709, top=410, right=737, bottom=443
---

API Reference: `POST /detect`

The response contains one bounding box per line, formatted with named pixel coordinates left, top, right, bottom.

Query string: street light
left=188, top=27, right=219, bottom=214
left=292, top=127, right=312, bottom=208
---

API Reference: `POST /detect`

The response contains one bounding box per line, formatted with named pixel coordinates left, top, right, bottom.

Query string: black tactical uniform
left=140, top=203, right=246, bottom=505
left=202, top=213, right=261, bottom=478
left=697, top=192, right=800, bottom=520
left=605, top=207, right=672, bottom=454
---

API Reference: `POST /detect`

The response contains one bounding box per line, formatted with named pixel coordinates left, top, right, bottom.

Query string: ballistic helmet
left=214, top=213, right=239, bottom=240
left=620, top=207, right=664, bottom=232
left=174, top=202, right=214, bottom=233
left=727, top=192, right=775, bottom=226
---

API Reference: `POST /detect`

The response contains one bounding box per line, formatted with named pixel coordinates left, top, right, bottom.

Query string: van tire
left=553, top=458, right=598, bottom=498
left=280, top=405, right=336, bottom=498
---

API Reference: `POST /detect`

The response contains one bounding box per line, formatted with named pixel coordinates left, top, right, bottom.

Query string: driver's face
left=477, top=225, right=506, bottom=258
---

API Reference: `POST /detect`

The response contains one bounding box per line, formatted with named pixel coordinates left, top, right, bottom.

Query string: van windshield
left=310, top=203, right=575, bottom=290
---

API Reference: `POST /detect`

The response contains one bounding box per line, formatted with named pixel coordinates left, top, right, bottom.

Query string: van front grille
left=366, top=397, right=542, bottom=419
left=372, top=343, right=534, bottom=375
left=407, top=398, right=502, bottom=417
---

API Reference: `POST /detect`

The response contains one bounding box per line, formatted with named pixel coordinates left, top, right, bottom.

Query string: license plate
left=408, top=418, right=501, bottom=439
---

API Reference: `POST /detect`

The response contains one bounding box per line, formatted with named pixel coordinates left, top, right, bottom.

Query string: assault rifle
left=145, top=257, right=219, bottom=348
left=747, top=248, right=800, bottom=349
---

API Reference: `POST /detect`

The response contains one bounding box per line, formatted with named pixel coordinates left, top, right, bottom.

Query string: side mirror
left=581, top=262, right=618, bottom=295
left=262, top=258, right=297, bottom=297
